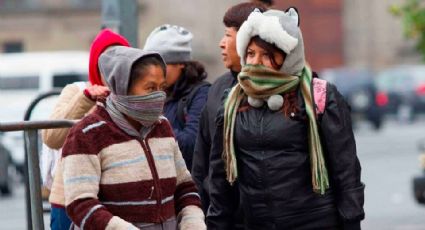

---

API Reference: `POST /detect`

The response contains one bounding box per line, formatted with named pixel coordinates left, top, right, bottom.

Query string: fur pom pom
left=267, top=95, right=284, bottom=111
left=248, top=96, right=264, bottom=108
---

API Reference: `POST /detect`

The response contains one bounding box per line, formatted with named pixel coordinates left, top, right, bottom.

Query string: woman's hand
left=84, top=85, right=110, bottom=101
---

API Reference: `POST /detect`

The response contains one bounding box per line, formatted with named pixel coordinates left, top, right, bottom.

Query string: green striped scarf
left=223, top=64, right=329, bottom=194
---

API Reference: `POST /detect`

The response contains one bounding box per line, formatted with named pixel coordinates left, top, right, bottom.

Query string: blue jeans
left=50, top=206, right=72, bottom=230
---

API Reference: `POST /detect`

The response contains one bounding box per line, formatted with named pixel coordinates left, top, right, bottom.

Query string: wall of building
left=343, top=0, right=421, bottom=70
left=0, top=10, right=100, bottom=52
left=0, top=0, right=421, bottom=82
left=137, top=0, right=241, bottom=80
left=274, top=0, right=344, bottom=72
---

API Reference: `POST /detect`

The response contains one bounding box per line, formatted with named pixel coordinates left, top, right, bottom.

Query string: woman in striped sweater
left=62, top=46, right=205, bottom=230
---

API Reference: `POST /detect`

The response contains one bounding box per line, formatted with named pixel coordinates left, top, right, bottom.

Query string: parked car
left=0, top=51, right=88, bottom=180
left=375, top=65, right=425, bottom=122
left=320, top=68, right=383, bottom=129
left=0, top=133, right=12, bottom=196
left=413, top=138, right=425, bottom=205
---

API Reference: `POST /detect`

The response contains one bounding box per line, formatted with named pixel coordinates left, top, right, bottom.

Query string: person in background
left=41, top=28, right=130, bottom=230
left=62, top=46, right=205, bottom=230
left=207, top=8, right=364, bottom=229
left=143, top=24, right=210, bottom=170
left=191, top=1, right=268, bottom=214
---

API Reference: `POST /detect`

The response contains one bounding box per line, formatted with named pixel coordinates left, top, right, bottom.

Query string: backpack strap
left=176, top=81, right=210, bottom=128
left=312, top=78, right=327, bottom=115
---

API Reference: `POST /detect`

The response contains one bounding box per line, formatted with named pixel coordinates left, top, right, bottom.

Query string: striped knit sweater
left=62, top=106, right=204, bottom=229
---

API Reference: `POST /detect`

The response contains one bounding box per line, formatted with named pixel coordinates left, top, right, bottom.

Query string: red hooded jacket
left=88, top=29, right=130, bottom=86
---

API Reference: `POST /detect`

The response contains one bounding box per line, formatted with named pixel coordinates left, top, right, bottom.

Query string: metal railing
left=0, top=90, right=75, bottom=230
left=0, top=120, right=75, bottom=230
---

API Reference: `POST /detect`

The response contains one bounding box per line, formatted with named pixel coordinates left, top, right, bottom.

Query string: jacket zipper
left=140, top=138, right=164, bottom=222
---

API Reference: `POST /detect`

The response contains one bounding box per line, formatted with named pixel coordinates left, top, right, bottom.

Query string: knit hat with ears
left=236, top=7, right=305, bottom=76
left=89, top=29, right=130, bottom=86
left=143, top=24, right=193, bottom=64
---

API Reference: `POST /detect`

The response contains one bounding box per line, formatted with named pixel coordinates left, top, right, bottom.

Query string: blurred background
left=0, top=0, right=425, bottom=229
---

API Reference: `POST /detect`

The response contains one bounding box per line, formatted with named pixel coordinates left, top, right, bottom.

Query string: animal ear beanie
left=236, top=8, right=306, bottom=111
left=225, top=8, right=330, bottom=194
left=143, top=24, right=193, bottom=64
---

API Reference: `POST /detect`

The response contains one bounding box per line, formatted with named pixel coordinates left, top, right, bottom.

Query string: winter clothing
left=62, top=106, right=205, bottom=229
left=42, top=83, right=95, bottom=149
left=62, top=46, right=204, bottom=229
left=207, top=7, right=364, bottom=230
left=42, top=82, right=93, bottom=230
left=89, top=29, right=130, bottom=86
left=43, top=29, right=130, bottom=149
left=191, top=71, right=238, bottom=212
left=224, top=65, right=329, bottom=194
left=143, top=24, right=193, bottom=63
left=98, top=46, right=167, bottom=134
left=106, top=91, right=166, bottom=136
left=42, top=29, right=130, bottom=230
left=237, top=8, right=305, bottom=76
left=163, top=76, right=210, bottom=170
left=143, top=24, right=210, bottom=171
left=99, top=46, right=165, bottom=95
left=207, top=83, right=364, bottom=230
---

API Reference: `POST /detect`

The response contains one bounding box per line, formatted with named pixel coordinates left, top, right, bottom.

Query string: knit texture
left=223, top=64, right=329, bottom=194
left=105, top=91, right=166, bottom=136
left=62, top=106, right=204, bottom=229
left=143, top=24, right=193, bottom=63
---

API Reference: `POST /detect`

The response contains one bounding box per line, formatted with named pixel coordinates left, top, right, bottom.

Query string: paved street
left=0, top=119, right=425, bottom=229
left=356, top=119, right=425, bottom=230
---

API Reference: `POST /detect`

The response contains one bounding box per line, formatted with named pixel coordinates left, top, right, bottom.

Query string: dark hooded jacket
left=164, top=71, right=210, bottom=170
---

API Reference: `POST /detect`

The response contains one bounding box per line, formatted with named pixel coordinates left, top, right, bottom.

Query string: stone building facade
left=0, top=0, right=421, bottom=80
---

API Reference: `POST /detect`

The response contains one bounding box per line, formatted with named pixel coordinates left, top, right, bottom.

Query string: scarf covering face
left=223, top=64, right=330, bottom=194
left=106, top=91, right=166, bottom=137
left=98, top=46, right=167, bottom=137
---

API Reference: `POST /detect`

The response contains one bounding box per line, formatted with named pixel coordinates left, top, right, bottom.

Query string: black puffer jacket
left=207, top=83, right=365, bottom=230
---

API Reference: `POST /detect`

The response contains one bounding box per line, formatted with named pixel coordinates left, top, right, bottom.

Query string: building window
left=3, top=41, right=24, bottom=53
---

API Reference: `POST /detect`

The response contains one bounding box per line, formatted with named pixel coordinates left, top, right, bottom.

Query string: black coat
left=191, top=71, right=238, bottom=212
left=206, top=83, right=365, bottom=230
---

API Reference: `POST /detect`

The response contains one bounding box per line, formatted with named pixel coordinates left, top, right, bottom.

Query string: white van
left=0, top=51, right=89, bottom=179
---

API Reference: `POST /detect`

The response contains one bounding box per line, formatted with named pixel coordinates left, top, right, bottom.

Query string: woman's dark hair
left=245, top=36, right=298, bottom=117
left=167, top=61, right=207, bottom=97
left=223, top=2, right=268, bottom=30
left=249, top=36, right=286, bottom=70
left=128, top=55, right=165, bottom=93
left=181, top=61, right=207, bottom=84
left=252, top=0, right=273, bottom=7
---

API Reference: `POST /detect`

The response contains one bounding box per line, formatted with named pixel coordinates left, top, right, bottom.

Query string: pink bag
left=313, top=78, right=327, bottom=115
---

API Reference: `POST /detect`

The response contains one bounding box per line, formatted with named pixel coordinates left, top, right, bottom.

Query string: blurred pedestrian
left=207, top=8, right=365, bottom=229
left=143, top=24, right=210, bottom=170
left=191, top=2, right=268, bottom=215
left=62, top=46, right=205, bottom=229
left=41, top=28, right=130, bottom=230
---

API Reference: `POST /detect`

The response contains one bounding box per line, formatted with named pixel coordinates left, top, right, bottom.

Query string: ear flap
left=285, top=7, right=300, bottom=27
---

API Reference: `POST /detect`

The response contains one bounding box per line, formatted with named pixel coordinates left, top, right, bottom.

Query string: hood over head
left=89, top=29, right=130, bottom=86
left=98, top=46, right=166, bottom=95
